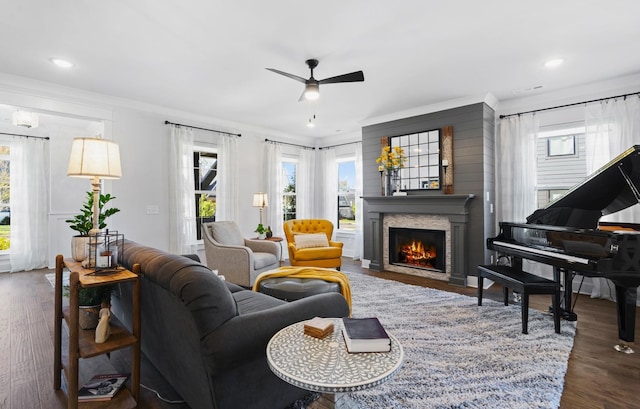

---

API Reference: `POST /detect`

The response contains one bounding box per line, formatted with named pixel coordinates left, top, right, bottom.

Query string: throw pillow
left=294, top=233, right=330, bottom=249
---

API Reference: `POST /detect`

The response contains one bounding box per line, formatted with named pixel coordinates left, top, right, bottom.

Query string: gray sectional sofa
left=110, top=240, right=350, bottom=409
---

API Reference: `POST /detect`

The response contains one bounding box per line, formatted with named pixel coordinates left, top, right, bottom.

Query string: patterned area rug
left=343, top=271, right=576, bottom=409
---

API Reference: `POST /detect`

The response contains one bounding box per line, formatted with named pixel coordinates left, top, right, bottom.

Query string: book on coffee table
left=77, top=373, right=128, bottom=401
left=304, top=317, right=334, bottom=339
left=342, top=317, right=391, bottom=353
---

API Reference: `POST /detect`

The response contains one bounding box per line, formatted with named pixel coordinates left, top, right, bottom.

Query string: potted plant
left=66, top=192, right=121, bottom=261
left=77, top=286, right=113, bottom=330
left=255, top=223, right=266, bottom=239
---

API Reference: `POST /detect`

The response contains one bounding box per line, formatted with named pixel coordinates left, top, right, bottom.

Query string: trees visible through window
left=0, top=145, right=9, bottom=251
left=337, top=160, right=356, bottom=231
left=194, top=149, right=217, bottom=240
left=282, top=161, right=297, bottom=221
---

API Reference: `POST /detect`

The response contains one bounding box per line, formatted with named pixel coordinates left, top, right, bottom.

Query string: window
left=282, top=161, right=297, bottom=221
left=547, top=135, right=576, bottom=157
left=194, top=148, right=217, bottom=240
left=337, top=159, right=356, bottom=231
left=0, top=145, right=9, bottom=251
left=536, top=127, right=586, bottom=208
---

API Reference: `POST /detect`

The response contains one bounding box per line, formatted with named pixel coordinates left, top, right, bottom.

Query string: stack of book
left=304, top=317, right=334, bottom=339
left=342, top=317, right=391, bottom=353
left=78, top=373, right=128, bottom=402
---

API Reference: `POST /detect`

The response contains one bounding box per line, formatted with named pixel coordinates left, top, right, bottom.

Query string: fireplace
left=389, top=227, right=446, bottom=273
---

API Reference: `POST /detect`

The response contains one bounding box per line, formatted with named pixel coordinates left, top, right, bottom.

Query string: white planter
left=71, top=236, right=90, bottom=261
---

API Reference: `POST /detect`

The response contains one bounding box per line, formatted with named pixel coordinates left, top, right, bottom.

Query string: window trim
left=336, top=157, right=356, bottom=232
left=282, top=159, right=298, bottom=222
left=193, top=145, right=218, bottom=241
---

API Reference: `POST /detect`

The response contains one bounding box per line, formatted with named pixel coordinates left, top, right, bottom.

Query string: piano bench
left=477, top=264, right=561, bottom=334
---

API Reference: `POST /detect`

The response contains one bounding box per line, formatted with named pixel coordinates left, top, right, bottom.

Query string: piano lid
left=527, top=145, right=640, bottom=227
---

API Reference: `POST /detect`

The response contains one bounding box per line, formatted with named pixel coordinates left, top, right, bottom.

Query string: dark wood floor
left=1, top=259, right=639, bottom=409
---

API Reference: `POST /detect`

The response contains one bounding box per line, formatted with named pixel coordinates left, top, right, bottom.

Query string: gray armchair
left=202, top=221, right=280, bottom=286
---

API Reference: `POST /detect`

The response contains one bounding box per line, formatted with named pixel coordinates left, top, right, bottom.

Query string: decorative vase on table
left=384, top=171, right=394, bottom=196
left=376, top=144, right=407, bottom=197
left=71, top=236, right=90, bottom=261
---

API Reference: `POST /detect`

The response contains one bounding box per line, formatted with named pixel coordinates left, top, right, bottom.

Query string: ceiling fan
left=266, top=59, right=364, bottom=101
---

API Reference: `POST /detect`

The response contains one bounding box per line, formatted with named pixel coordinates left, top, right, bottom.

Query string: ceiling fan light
left=304, top=83, right=319, bottom=101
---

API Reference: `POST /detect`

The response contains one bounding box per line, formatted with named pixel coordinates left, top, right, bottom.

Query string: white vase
left=71, top=236, right=90, bottom=261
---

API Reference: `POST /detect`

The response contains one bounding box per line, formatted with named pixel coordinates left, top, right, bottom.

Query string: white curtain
left=168, top=125, right=196, bottom=255
left=496, top=114, right=539, bottom=222
left=296, top=148, right=315, bottom=219
left=264, top=142, right=283, bottom=238
left=496, top=114, right=548, bottom=276
left=353, top=142, right=364, bottom=260
left=10, top=137, right=49, bottom=272
left=585, top=95, right=640, bottom=302
left=322, top=148, right=338, bottom=237
left=216, top=135, right=238, bottom=222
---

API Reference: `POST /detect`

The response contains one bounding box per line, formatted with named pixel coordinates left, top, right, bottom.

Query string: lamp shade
left=67, top=137, right=122, bottom=179
left=252, top=193, right=268, bottom=208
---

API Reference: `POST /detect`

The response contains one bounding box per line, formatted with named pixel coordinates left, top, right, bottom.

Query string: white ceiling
left=1, top=1, right=640, bottom=139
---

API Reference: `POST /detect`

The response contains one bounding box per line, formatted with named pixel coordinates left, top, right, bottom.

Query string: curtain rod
left=164, top=120, right=241, bottom=137
left=0, top=131, right=50, bottom=140
left=264, top=138, right=315, bottom=150
left=318, top=141, right=359, bottom=150
left=499, top=91, right=640, bottom=119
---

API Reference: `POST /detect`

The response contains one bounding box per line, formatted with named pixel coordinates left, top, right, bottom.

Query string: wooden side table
left=53, top=255, right=141, bottom=409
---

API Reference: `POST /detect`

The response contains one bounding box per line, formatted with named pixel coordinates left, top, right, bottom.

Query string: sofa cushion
left=292, top=246, right=343, bottom=261
left=232, top=290, right=285, bottom=314
left=208, top=221, right=245, bottom=247
left=294, top=233, right=330, bottom=249
left=253, top=252, right=278, bottom=270
left=122, top=241, right=238, bottom=336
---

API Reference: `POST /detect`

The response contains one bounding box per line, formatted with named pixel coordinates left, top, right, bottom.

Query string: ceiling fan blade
left=265, top=68, right=307, bottom=83
left=318, top=70, right=365, bottom=84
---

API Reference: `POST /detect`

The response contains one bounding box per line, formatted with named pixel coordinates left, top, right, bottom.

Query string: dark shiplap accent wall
left=362, top=102, right=495, bottom=283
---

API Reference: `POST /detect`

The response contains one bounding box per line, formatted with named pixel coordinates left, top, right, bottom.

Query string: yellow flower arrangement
left=375, top=145, right=407, bottom=172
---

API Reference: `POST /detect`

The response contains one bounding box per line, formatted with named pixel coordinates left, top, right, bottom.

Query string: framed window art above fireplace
left=389, top=128, right=441, bottom=191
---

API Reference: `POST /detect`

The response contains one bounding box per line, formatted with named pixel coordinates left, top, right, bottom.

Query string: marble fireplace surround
left=363, top=194, right=474, bottom=286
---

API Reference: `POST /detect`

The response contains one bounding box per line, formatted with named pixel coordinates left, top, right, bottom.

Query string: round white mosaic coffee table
left=267, top=318, right=403, bottom=408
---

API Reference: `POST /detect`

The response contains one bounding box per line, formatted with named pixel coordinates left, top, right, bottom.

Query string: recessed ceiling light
left=544, top=58, right=564, bottom=68
left=512, top=85, right=544, bottom=95
left=49, top=58, right=74, bottom=68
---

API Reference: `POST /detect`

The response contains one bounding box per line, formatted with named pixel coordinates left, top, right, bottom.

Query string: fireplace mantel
left=363, top=194, right=475, bottom=286
left=362, top=194, right=474, bottom=217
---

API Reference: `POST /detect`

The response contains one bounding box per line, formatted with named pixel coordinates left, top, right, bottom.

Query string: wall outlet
left=146, top=205, right=159, bottom=215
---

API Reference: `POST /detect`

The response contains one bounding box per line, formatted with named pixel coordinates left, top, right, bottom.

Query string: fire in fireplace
left=389, top=227, right=445, bottom=272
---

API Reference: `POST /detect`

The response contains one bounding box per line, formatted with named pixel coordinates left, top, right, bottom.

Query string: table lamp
left=252, top=193, right=268, bottom=225
left=68, top=136, right=122, bottom=235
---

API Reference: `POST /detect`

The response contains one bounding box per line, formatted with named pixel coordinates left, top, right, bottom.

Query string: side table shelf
left=54, top=255, right=141, bottom=409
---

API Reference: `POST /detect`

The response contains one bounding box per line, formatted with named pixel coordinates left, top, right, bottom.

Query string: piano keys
left=487, top=145, right=640, bottom=342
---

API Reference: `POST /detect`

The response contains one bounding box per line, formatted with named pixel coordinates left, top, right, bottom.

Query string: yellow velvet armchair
left=283, top=219, right=343, bottom=269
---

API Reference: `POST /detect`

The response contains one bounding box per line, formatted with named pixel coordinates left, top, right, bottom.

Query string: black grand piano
left=488, top=145, right=640, bottom=342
